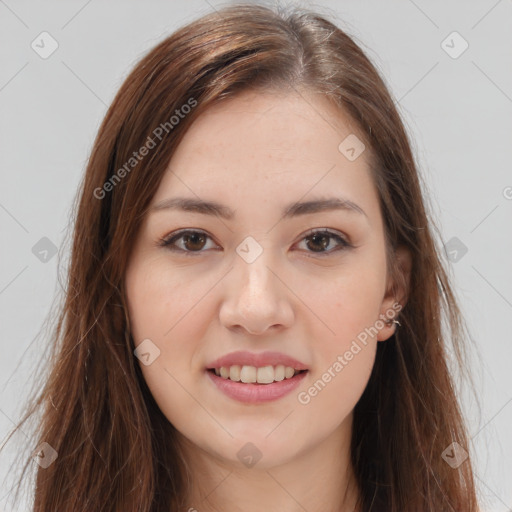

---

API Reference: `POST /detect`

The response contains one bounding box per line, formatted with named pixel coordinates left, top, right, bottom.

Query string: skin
left=125, top=88, right=411, bottom=512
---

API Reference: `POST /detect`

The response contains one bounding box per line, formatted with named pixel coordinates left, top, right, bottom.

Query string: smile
left=206, top=367, right=309, bottom=403
left=209, top=364, right=305, bottom=384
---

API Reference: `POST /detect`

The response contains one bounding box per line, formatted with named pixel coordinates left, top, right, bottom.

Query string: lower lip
left=206, top=369, right=308, bottom=403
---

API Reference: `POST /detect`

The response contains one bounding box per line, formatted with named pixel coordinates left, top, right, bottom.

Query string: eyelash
left=157, top=228, right=353, bottom=257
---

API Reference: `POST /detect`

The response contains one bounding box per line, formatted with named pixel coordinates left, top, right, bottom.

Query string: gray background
left=1, top=0, right=511, bottom=510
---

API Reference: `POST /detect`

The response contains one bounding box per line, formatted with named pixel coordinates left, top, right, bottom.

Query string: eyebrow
left=150, top=196, right=368, bottom=221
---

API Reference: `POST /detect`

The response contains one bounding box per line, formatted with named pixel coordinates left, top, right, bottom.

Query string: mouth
left=205, top=365, right=309, bottom=403
left=206, top=365, right=308, bottom=385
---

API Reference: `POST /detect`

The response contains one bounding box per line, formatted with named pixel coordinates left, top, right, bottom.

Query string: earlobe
left=376, top=245, right=412, bottom=342
left=377, top=316, right=402, bottom=342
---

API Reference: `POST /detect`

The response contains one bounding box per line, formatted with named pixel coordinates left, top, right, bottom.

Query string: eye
left=295, top=228, right=352, bottom=255
left=158, top=229, right=218, bottom=254
left=158, top=228, right=352, bottom=256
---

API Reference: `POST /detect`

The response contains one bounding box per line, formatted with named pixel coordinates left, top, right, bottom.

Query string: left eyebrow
left=150, top=196, right=368, bottom=221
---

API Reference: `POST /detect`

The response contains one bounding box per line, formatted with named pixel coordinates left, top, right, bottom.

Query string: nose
left=218, top=246, right=294, bottom=335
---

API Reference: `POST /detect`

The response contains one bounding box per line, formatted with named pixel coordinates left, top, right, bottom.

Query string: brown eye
left=180, top=232, right=207, bottom=251
left=160, top=230, right=217, bottom=254
left=297, top=229, right=351, bottom=255
left=305, top=232, right=331, bottom=252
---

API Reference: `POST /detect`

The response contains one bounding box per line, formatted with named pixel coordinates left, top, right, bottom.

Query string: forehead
left=174, top=89, right=364, bottom=162
left=152, top=89, right=379, bottom=223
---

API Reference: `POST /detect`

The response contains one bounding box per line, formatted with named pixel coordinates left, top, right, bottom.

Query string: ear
left=376, top=245, right=412, bottom=342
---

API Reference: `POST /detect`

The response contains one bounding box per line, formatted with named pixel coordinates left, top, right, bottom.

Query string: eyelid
left=158, top=227, right=352, bottom=255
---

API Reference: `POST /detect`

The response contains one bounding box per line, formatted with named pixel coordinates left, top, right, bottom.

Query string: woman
left=3, top=3, right=480, bottom=511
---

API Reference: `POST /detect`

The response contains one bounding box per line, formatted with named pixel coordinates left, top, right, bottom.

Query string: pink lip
left=206, top=350, right=309, bottom=371
left=206, top=369, right=308, bottom=403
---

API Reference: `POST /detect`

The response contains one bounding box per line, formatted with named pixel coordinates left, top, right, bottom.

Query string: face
left=125, top=89, right=408, bottom=470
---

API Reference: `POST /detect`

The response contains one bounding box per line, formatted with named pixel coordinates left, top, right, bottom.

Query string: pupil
left=308, top=234, right=328, bottom=252
left=185, top=233, right=205, bottom=251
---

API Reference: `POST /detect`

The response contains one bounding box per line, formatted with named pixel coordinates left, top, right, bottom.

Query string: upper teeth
left=214, top=365, right=300, bottom=383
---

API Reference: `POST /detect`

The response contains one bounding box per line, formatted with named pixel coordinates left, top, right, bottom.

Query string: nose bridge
left=234, top=235, right=279, bottom=302
left=219, top=234, right=294, bottom=333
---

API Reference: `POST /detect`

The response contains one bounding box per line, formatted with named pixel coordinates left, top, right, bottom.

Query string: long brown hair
left=2, top=3, right=480, bottom=510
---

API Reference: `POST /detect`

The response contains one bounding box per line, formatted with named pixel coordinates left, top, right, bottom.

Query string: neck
left=177, top=417, right=361, bottom=512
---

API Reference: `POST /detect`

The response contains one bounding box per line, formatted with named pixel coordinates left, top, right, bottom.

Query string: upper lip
left=206, top=351, right=309, bottom=371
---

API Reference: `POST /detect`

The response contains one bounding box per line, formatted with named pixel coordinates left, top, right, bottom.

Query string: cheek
left=293, top=256, right=383, bottom=414
left=297, top=281, right=379, bottom=424
left=297, top=342, right=376, bottom=438
left=125, top=259, right=208, bottom=430
left=125, top=255, right=204, bottom=345
left=125, top=258, right=193, bottom=385
left=300, top=256, right=386, bottom=348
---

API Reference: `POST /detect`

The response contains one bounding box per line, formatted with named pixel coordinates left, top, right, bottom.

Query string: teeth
left=229, top=365, right=241, bottom=382
left=274, top=365, right=285, bottom=381
left=213, top=364, right=302, bottom=384
left=257, top=366, right=274, bottom=384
